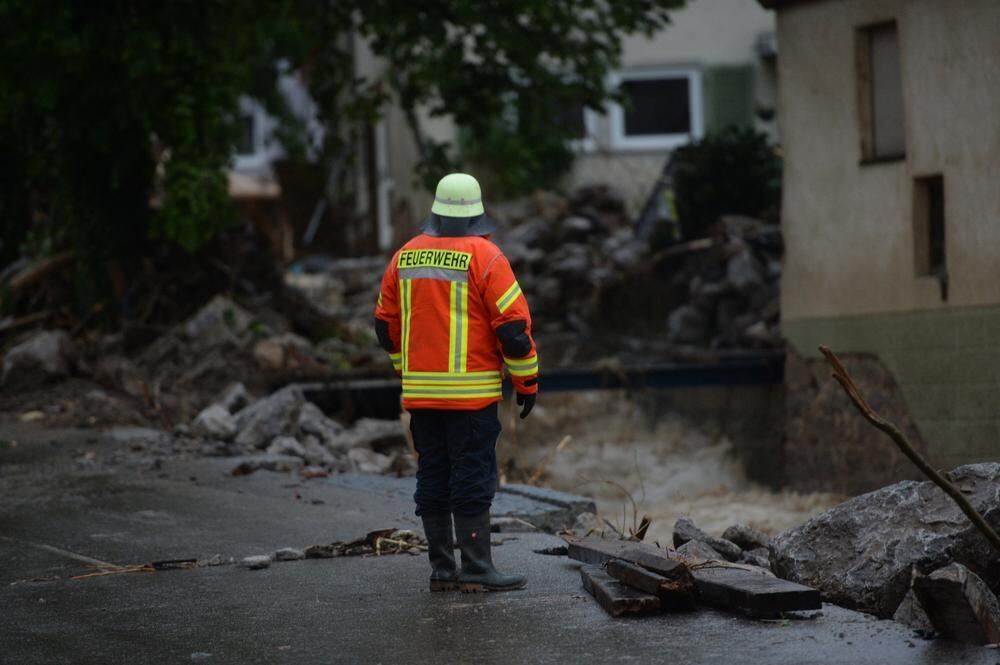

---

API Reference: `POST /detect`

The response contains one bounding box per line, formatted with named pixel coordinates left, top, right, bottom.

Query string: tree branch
left=819, top=345, right=1000, bottom=554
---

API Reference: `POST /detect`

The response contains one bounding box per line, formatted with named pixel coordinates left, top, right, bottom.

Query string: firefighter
left=374, top=172, right=538, bottom=593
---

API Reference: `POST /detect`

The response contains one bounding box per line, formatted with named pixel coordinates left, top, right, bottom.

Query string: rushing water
left=498, top=391, right=842, bottom=545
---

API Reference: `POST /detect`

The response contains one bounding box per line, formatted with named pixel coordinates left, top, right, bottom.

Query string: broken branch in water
left=819, top=345, right=1000, bottom=554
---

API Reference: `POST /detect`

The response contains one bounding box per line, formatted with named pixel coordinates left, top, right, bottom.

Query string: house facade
left=763, top=0, right=1000, bottom=469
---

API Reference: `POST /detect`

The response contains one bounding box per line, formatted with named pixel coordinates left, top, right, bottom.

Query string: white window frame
left=568, top=109, right=599, bottom=153
left=608, top=66, right=704, bottom=151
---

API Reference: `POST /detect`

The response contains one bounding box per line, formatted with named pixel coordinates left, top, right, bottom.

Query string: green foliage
left=0, top=1, right=305, bottom=269
left=350, top=0, right=685, bottom=196
left=672, top=126, right=782, bottom=240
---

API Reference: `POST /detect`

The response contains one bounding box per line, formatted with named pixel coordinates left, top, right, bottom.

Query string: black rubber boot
left=454, top=511, right=527, bottom=592
left=421, top=514, right=459, bottom=592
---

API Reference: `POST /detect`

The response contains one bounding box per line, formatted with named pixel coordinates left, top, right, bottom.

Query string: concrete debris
left=571, top=511, right=603, bottom=536
left=770, top=463, right=1000, bottom=618
left=1, top=329, right=75, bottom=388
left=334, top=418, right=407, bottom=453
left=672, top=517, right=743, bottom=562
left=267, top=436, right=306, bottom=458
left=273, top=547, right=305, bottom=562
left=191, top=405, right=237, bottom=441
left=296, top=402, right=346, bottom=450
left=722, top=523, right=772, bottom=551
left=233, top=385, right=305, bottom=449
left=347, top=448, right=392, bottom=475
left=914, top=563, right=1000, bottom=645
left=893, top=589, right=935, bottom=635
left=184, top=295, right=254, bottom=347
left=241, top=555, right=272, bottom=570
left=215, top=382, right=252, bottom=414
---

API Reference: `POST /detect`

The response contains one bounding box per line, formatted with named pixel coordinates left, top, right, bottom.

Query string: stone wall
left=784, top=303, right=1000, bottom=473
left=784, top=349, right=927, bottom=495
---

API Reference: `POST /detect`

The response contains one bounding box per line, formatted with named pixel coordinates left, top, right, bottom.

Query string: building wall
left=775, top=0, right=1000, bottom=469
left=777, top=0, right=1000, bottom=318
left=570, top=0, right=777, bottom=212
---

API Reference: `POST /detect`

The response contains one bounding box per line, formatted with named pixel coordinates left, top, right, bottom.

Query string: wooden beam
left=566, top=536, right=820, bottom=618
left=605, top=559, right=696, bottom=611
left=580, top=565, right=661, bottom=617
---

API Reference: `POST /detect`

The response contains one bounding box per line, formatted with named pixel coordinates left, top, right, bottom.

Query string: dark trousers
left=409, top=402, right=502, bottom=517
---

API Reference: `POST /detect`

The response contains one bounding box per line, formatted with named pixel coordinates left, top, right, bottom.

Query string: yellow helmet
left=431, top=173, right=485, bottom=218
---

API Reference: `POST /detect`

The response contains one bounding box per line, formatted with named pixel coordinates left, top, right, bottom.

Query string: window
left=913, top=175, right=947, bottom=299
left=609, top=67, right=703, bottom=150
left=856, top=21, right=905, bottom=161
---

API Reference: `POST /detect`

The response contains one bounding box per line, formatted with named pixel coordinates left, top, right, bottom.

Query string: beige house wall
left=774, top=0, right=1000, bottom=470
left=777, top=0, right=1000, bottom=319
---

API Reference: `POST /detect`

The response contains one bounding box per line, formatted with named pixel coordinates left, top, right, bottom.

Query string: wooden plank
left=914, top=563, right=1000, bottom=645
left=579, top=565, right=661, bottom=618
left=605, top=559, right=696, bottom=611
left=564, top=536, right=691, bottom=581
left=694, top=566, right=821, bottom=618
left=566, top=536, right=820, bottom=618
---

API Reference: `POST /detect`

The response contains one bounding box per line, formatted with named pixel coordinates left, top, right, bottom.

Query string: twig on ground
left=819, top=345, right=1000, bottom=554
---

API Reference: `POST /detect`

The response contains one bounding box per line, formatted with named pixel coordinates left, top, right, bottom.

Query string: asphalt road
left=1, top=424, right=996, bottom=665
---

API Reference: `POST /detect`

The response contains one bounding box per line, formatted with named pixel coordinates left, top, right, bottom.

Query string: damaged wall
left=773, top=0, right=1000, bottom=473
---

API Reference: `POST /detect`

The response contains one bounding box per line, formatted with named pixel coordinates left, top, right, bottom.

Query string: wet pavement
left=1, top=425, right=997, bottom=665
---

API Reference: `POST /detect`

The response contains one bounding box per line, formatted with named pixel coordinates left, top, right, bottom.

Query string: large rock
left=770, top=463, right=1000, bottom=618
left=233, top=385, right=305, bottom=449
left=672, top=517, right=742, bottom=562
left=1, top=330, right=75, bottom=388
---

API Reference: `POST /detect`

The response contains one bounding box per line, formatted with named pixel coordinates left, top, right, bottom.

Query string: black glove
left=516, top=392, right=535, bottom=419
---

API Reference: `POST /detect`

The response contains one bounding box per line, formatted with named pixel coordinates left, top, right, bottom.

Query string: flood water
left=498, top=391, right=842, bottom=545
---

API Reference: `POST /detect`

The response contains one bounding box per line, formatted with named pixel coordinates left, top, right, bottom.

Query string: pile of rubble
left=188, top=382, right=414, bottom=478
left=0, top=290, right=390, bottom=427
left=490, top=187, right=783, bottom=361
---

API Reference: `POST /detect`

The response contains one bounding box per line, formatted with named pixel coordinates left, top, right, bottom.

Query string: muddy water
left=498, top=391, right=842, bottom=545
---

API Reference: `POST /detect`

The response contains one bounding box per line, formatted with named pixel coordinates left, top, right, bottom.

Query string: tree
left=347, top=0, right=686, bottom=193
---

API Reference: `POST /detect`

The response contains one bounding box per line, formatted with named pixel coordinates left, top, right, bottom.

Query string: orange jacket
left=374, top=234, right=539, bottom=411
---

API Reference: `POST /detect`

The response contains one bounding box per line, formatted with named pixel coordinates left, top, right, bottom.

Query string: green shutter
left=703, top=65, right=755, bottom=134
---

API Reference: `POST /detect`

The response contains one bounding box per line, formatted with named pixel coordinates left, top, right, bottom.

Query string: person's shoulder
left=468, top=235, right=504, bottom=258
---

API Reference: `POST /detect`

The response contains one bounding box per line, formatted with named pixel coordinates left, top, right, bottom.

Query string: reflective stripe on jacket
left=374, top=234, right=539, bottom=411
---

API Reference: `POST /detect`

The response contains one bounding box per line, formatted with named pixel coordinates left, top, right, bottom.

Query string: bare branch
left=819, top=345, right=1000, bottom=554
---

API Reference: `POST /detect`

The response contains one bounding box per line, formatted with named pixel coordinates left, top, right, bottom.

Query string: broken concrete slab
left=233, top=385, right=305, bottom=449
left=672, top=517, right=742, bottom=562
left=580, top=565, right=661, bottom=617
left=241, top=555, right=271, bottom=570
left=893, top=589, right=935, bottom=635
left=605, top=559, right=696, bottom=611
left=500, top=484, right=597, bottom=517
left=771, top=463, right=1000, bottom=618
left=914, top=563, right=1000, bottom=645
left=274, top=548, right=305, bottom=562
